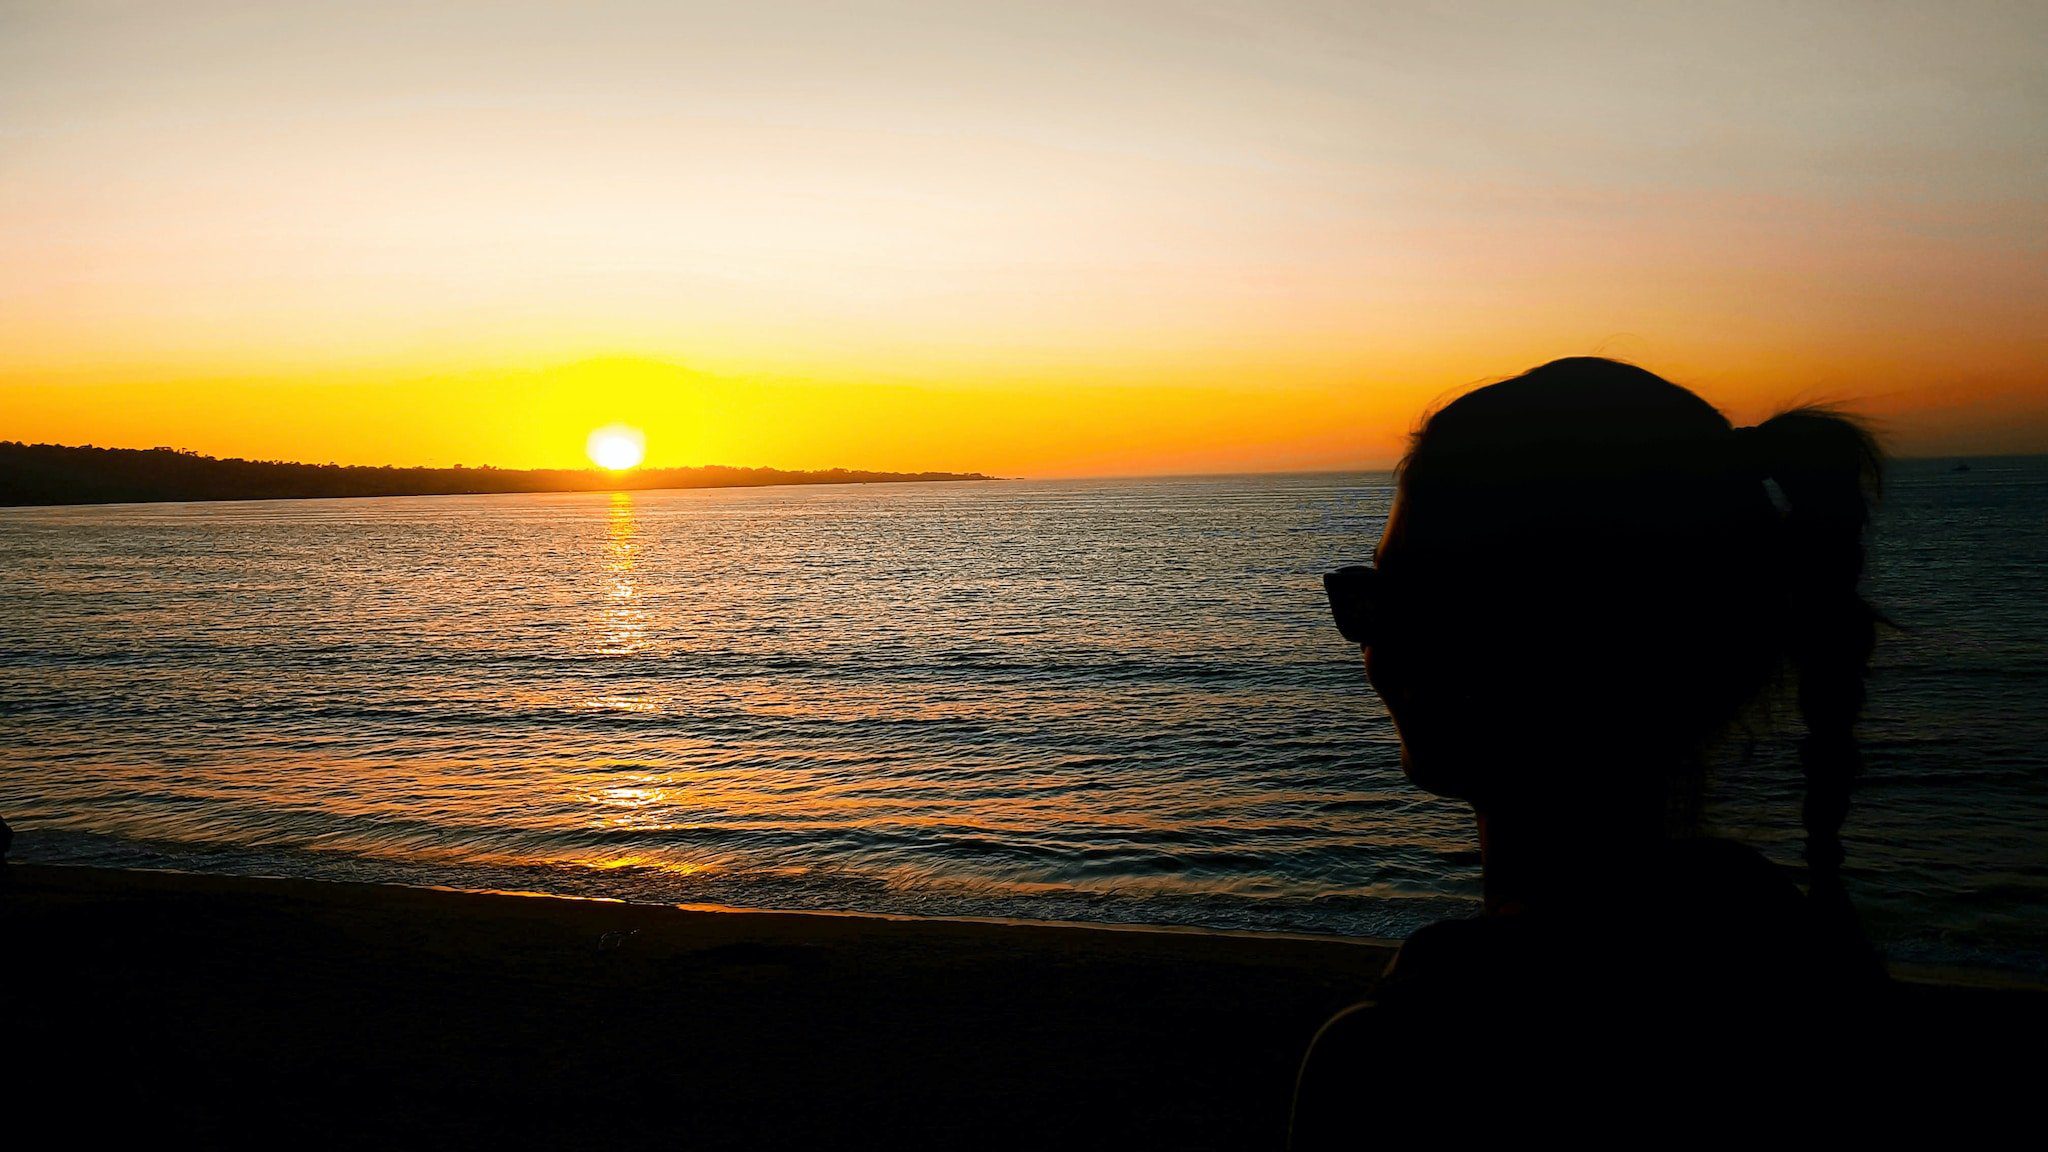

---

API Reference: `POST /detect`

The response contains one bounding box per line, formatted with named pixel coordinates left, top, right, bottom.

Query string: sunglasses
left=1322, top=565, right=1389, bottom=646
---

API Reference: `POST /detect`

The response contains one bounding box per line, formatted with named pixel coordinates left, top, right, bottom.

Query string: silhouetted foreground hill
left=0, top=442, right=992, bottom=506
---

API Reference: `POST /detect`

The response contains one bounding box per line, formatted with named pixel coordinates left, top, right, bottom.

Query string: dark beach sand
left=3, top=864, right=1391, bottom=1149
left=7, top=863, right=2041, bottom=1148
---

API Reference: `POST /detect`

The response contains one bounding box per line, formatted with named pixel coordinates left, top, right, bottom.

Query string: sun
left=586, top=424, right=646, bottom=471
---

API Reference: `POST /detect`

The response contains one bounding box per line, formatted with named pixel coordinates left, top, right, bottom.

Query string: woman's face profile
left=1362, top=494, right=1437, bottom=790
left=1361, top=489, right=1497, bottom=803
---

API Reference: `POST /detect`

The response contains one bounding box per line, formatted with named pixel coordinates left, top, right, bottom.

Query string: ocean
left=3, top=461, right=2043, bottom=972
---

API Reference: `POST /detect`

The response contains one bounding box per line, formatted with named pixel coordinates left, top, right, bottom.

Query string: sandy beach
left=10, top=863, right=2045, bottom=1147
left=4, top=863, right=1397, bottom=1149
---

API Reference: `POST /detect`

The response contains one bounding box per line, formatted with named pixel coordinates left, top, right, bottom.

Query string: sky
left=2, top=1, right=2043, bottom=475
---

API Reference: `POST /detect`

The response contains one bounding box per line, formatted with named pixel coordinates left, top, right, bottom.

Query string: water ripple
left=2, top=467, right=2045, bottom=970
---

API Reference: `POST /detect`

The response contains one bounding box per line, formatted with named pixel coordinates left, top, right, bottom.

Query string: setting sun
left=586, top=425, right=646, bottom=471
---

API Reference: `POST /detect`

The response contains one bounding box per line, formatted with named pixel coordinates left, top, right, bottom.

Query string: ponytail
left=1738, top=409, right=1884, bottom=878
left=1396, top=358, right=1891, bottom=906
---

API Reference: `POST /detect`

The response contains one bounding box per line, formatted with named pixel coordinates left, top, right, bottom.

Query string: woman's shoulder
left=1659, top=835, right=1806, bottom=911
left=1290, top=839, right=1888, bottom=1146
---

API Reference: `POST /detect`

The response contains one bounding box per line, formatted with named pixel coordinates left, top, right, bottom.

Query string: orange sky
left=3, top=3, right=2043, bottom=474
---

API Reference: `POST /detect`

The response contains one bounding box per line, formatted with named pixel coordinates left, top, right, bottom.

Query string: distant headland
left=0, top=442, right=993, bottom=507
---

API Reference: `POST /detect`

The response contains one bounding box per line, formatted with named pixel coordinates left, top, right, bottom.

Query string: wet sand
left=2, top=863, right=1393, bottom=1149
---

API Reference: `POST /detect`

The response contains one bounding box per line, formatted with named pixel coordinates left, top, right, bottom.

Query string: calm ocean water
left=3, top=463, right=2043, bottom=971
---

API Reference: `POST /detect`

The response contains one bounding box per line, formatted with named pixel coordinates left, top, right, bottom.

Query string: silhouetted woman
left=1293, top=358, right=1886, bottom=1142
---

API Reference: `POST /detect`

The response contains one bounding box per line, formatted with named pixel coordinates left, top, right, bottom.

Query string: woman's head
left=1363, top=358, right=1881, bottom=857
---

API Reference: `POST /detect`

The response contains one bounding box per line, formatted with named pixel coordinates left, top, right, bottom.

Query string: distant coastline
left=0, top=442, right=993, bottom=507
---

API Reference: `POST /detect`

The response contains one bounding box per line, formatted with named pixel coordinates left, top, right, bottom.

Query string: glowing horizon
left=4, top=3, right=2044, bottom=476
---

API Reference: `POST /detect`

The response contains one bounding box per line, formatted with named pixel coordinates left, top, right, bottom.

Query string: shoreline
left=42, top=858, right=1413, bottom=948
left=25, top=854, right=2046, bottom=984
left=9, top=858, right=1403, bottom=943
left=14, top=857, right=2043, bottom=988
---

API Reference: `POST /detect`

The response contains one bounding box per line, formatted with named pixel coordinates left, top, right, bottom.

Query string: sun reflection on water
left=599, top=492, right=646, bottom=658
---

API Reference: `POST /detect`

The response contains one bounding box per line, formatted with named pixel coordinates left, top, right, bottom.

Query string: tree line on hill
left=0, top=442, right=992, bottom=507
